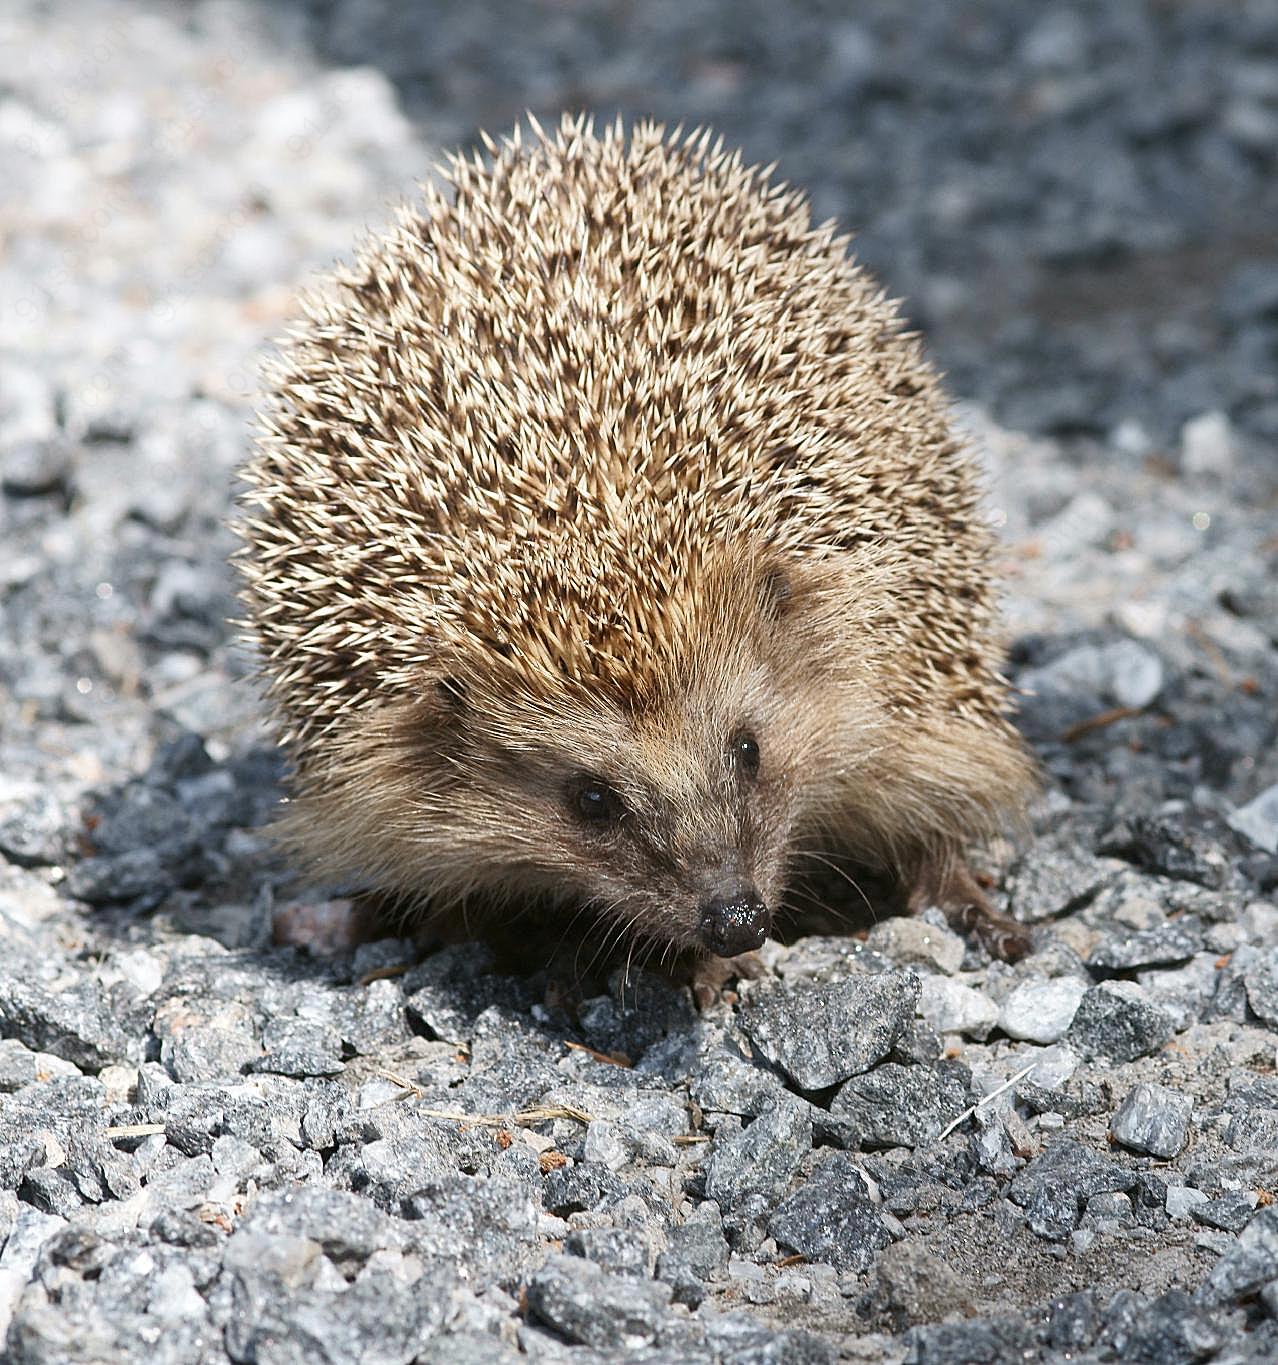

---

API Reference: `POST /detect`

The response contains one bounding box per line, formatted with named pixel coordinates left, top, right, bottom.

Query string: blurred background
left=7, top=0, right=1278, bottom=453
left=297, top=0, right=1278, bottom=445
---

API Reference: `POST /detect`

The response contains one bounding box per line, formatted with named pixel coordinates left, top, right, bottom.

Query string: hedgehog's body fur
left=238, top=116, right=1038, bottom=965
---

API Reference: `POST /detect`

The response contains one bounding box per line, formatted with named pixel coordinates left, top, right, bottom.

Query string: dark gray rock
left=1018, top=639, right=1164, bottom=712
left=1191, top=1189, right=1258, bottom=1235
left=703, top=1096, right=812, bottom=1216
left=19, top=1165, right=82, bottom=1218
left=542, top=1161, right=628, bottom=1216
left=235, top=1186, right=405, bottom=1268
left=454, top=1008, right=563, bottom=1113
left=906, top=1315, right=1037, bottom=1363
left=1004, top=841, right=1114, bottom=922
left=657, top=1206, right=729, bottom=1305
left=1044, top=1291, right=1102, bottom=1353
left=970, top=1107, right=1017, bottom=1177
left=403, top=944, right=536, bottom=1044
left=354, top=1127, right=466, bottom=1212
left=298, top=1090, right=349, bottom=1152
left=348, top=936, right=415, bottom=979
left=65, top=847, right=173, bottom=905
left=151, top=1206, right=221, bottom=1250
left=1098, top=812, right=1236, bottom=889
left=149, top=729, right=216, bottom=784
left=1110, top=1082, right=1192, bottom=1158
left=145, top=1151, right=218, bottom=1207
left=1083, top=1190, right=1133, bottom=1225
left=162, top=1024, right=261, bottom=1083
left=1067, top=981, right=1175, bottom=1062
left=171, top=767, right=244, bottom=831
left=224, top=1260, right=449, bottom=1365
left=1105, top=1289, right=1223, bottom=1365
left=1225, top=1107, right=1278, bottom=1156
left=250, top=1018, right=345, bottom=1078
left=1223, top=1071, right=1278, bottom=1113
left=889, top=1020, right=944, bottom=1067
left=1008, top=1138, right=1138, bottom=1240
left=87, top=781, right=198, bottom=859
left=526, top=1253, right=674, bottom=1351
left=832, top=1061, right=973, bottom=1149
left=768, top=1152, right=892, bottom=1273
left=1137, top=952, right=1223, bottom=1031
left=1244, top=948, right=1278, bottom=1028
left=702, top=1312, right=836, bottom=1363
left=319, top=982, right=409, bottom=1053
left=579, top=967, right=699, bottom=1068
left=739, top=972, right=920, bottom=1090
left=418, top=1333, right=523, bottom=1365
left=690, top=1045, right=788, bottom=1119
left=565, top=1225, right=654, bottom=1278
left=0, top=970, right=148, bottom=1070
left=62, top=1134, right=140, bottom=1204
left=1088, top=916, right=1204, bottom=970
left=402, top=1175, right=542, bottom=1287
left=1197, top=1206, right=1278, bottom=1307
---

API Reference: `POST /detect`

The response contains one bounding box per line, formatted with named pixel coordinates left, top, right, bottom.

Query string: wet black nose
left=698, top=889, right=770, bottom=957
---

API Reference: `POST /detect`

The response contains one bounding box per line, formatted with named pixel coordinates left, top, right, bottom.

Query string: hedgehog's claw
left=686, top=949, right=766, bottom=1011
left=907, top=858, right=1032, bottom=963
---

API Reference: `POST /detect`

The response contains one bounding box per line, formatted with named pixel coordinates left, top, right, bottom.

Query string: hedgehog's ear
left=386, top=674, right=465, bottom=760
left=404, top=671, right=467, bottom=731
left=758, top=558, right=805, bottom=623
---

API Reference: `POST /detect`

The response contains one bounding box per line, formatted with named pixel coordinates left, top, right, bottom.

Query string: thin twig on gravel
left=414, top=1104, right=596, bottom=1128
left=935, top=1062, right=1037, bottom=1143
left=105, top=1122, right=167, bottom=1139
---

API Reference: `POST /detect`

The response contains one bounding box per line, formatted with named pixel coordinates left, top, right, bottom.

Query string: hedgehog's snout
left=697, top=884, right=770, bottom=957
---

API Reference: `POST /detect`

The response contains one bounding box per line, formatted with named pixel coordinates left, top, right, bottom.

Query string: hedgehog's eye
left=731, top=730, right=761, bottom=780
left=572, top=775, right=625, bottom=824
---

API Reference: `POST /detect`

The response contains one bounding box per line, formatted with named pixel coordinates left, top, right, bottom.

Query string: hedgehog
left=236, top=115, right=1038, bottom=971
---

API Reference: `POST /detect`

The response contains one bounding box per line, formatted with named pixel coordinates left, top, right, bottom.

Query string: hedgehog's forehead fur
left=239, top=114, right=993, bottom=748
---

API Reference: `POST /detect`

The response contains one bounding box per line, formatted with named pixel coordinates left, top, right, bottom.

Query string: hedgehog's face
left=550, top=701, right=795, bottom=959
left=431, top=648, right=807, bottom=961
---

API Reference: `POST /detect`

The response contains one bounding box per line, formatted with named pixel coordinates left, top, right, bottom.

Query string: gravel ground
left=2, top=2, right=1278, bottom=1361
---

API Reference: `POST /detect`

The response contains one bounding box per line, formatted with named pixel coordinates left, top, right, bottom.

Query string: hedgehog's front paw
left=907, top=858, right=1032, bottom=963
left=687, top=949, right=766, bottom=1010
left=945, top=900, right=1033, bottom=963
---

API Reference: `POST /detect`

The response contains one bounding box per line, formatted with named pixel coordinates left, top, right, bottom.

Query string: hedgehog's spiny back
left=239, top=115, right=1000, bottom=753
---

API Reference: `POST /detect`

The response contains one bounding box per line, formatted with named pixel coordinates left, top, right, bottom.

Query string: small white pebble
left=919, top=977, right=999, bottom=1039
left=728, top=1259, right=767, bottom=1282
left=999, top=977, right=1086, bottom=1043
left=1166, top=1186, right=1210, bottom=1219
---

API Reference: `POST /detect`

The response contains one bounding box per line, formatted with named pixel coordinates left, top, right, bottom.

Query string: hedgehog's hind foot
left=907, top=859, right=1032, bottom=963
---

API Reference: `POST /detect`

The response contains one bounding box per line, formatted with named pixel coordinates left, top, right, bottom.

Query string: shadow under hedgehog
left=235, top=114, right=1039, bottom=977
